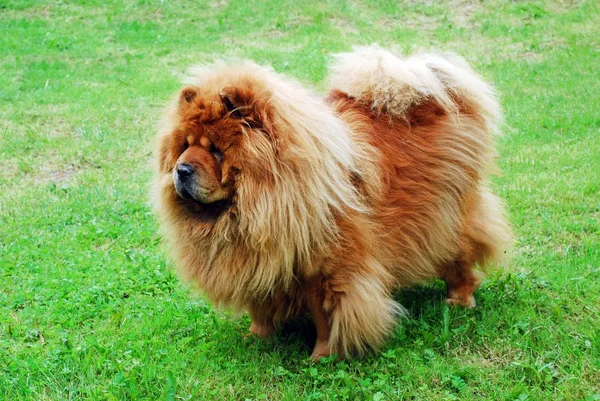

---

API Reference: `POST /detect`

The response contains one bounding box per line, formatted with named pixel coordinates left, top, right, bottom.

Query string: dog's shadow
left=215, top=274, right=518, bottom=361
left=395, top=281, right=447, bottom=317
left=270, top=282, right=447, bottom=356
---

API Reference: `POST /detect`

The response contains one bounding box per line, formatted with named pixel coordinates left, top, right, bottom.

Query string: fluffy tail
left=328, top=45, right=502, bottom=135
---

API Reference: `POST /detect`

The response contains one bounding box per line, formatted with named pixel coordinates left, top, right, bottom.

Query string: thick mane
left=154, top=63, right=373, bottom=308
left=233, top=64, right=370, bottom=259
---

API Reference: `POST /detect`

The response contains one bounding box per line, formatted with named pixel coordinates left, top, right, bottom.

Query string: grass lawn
left=1, top=0, right=599, bottom=400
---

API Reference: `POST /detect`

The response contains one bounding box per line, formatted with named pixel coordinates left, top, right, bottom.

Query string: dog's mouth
left=175, top=184, right=193, bottom=201
left=173, top=175, right=209, bottom=203
left=174, top=180, right=201, bottom=203
left=175, top=185, right=197, bottom=205
left=173, top=178, right=232, bottom=220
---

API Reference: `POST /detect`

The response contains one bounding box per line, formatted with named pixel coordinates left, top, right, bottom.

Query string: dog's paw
left=310, top=341, right=343, bottom=362
left=246, top=321, right=275, bottom=339
left=445, top=295, right=476, bottom=308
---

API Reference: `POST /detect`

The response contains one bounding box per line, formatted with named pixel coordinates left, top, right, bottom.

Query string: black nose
left=176, top=163, right=194, bottom=180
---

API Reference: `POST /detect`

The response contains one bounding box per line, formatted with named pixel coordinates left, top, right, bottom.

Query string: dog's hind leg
left=444, top=188, right=513, bottom=308
left=443, top=260, right=482, bottom=308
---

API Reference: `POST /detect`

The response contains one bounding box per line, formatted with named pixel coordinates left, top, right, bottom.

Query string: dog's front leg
left=306, top=289, right=335, bottom=360
left=302, top=276, right=341, bottom=360
left=318, top=267, right=402, bottom=357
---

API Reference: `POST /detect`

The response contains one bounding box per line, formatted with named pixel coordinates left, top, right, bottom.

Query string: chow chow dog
left=152, top=46, right=512, bottom=359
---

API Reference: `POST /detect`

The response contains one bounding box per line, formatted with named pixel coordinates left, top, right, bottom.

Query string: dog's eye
left=221, top=94, right=244, bottom=119
left=210, top=144, right=224, bottom=163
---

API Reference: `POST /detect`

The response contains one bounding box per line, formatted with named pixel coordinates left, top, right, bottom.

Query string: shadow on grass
left=396, top=281, right=447, bottom=315
left=224, top=283, right=451, bottom=360
left=198, top=273, right=524, bottom=362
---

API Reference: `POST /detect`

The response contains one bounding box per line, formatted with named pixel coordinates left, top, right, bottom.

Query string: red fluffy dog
left=152, top=46, right=512, bottom=359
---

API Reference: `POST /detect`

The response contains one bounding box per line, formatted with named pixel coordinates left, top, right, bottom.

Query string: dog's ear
left=179, top=86, right=198, bottom=106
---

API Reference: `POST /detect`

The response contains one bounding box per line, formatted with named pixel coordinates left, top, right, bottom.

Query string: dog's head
left=156, top=68, right=276, bottom=212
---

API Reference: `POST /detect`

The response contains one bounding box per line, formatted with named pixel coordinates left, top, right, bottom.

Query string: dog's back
left=326, top=46, right=512, bottom=306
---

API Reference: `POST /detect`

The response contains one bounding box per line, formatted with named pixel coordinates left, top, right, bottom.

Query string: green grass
left=1, top=0, right=599, bottom=399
